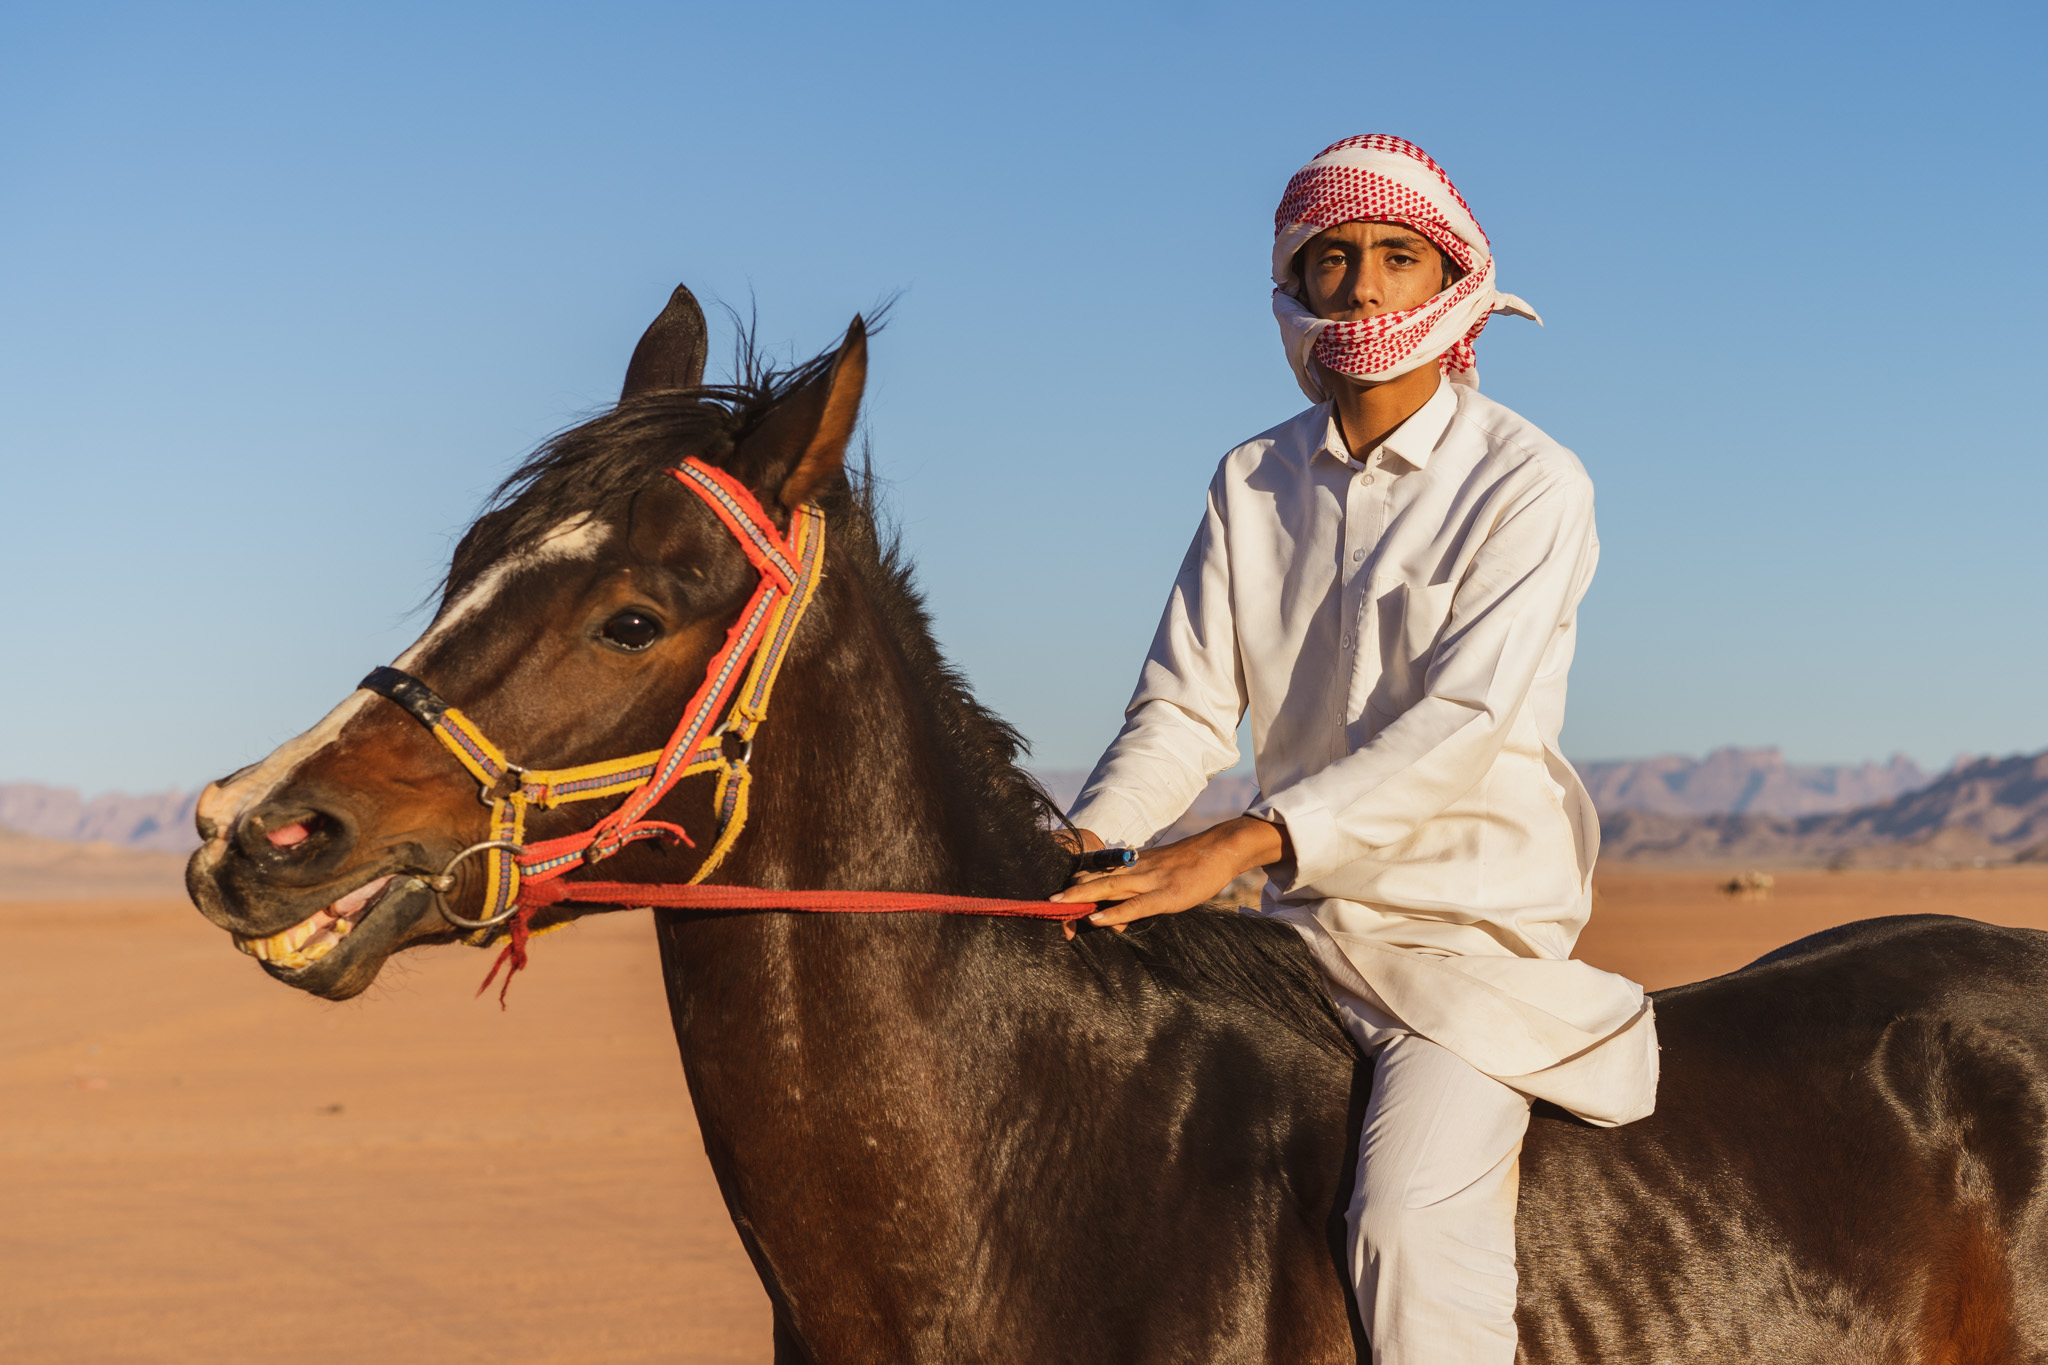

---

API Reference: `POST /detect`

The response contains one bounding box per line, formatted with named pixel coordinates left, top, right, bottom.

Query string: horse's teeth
left=233, top=875, right=393, bottom=969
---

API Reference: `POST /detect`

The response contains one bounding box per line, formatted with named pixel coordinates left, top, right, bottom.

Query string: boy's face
left=1297, top=221, right=1457, bottom=323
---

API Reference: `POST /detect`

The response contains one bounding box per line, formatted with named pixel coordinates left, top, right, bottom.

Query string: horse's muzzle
left=187, top=778, right=468, bottom=998
left=188, top=847, right=445, bottom=999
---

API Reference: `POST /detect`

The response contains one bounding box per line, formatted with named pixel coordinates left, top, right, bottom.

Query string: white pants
left=1343, top=1026, right=1532, bottom=1365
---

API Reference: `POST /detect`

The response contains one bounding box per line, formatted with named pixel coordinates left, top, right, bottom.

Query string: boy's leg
left=1349, top=1031, right=1531, bottom=1365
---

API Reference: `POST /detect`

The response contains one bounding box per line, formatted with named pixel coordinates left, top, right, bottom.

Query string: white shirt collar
left=1315, top=375, right=1458, bottom=471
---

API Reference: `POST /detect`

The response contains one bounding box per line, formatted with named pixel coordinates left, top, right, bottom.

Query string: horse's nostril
left=267, top=821, right=314, bottom=849
left=241, top=806, right=345, bottom=860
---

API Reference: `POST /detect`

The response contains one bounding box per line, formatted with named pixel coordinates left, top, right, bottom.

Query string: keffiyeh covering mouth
left=1273, top=135, right=1540, bottom=400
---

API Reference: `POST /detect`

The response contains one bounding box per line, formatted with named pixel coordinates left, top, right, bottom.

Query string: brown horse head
left=185, top=285, right=919, bottom=999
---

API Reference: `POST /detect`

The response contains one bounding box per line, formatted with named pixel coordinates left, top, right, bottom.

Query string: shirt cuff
left=1248, top=783, right=1340, bottom=891
left=1066, top=788, right=1158, bottom=850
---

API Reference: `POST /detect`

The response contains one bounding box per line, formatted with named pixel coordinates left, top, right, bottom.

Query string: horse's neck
left=661, top=555, right=1066, bottom=1064
left=656, top=573, right=1077, bottom=1339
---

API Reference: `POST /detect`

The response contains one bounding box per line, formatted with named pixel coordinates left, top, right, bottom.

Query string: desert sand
left=6, top=863, right=2048, bottom=1362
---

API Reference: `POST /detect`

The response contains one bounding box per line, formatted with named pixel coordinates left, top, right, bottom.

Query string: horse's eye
left=599, top=609, right=664, bottom=652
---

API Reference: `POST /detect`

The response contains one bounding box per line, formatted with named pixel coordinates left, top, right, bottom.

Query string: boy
left=1052, top=135, right=1658, bottom=1364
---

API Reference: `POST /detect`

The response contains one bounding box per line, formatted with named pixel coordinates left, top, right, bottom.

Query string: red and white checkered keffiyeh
left=1272, top=135, right=1540, bottom=400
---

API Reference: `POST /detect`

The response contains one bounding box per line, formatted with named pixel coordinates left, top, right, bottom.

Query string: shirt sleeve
left=1251, top=465, right=1598, bottom=889
left=1067, top=470, right=1247, bottom=847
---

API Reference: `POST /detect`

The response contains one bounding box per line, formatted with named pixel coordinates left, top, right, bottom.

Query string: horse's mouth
left=234, top=874, right=399, bottom=971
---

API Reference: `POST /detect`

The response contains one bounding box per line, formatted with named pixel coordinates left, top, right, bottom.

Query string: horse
left=188, top=285, right=2048, bottom=1363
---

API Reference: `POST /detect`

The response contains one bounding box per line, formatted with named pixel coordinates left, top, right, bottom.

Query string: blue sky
left=3, top=0, right=2043, bottom=795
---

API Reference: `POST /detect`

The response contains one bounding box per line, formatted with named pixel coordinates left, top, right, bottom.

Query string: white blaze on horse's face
left=191, top=514, right=611, bottom=863
left=391, top=512, right=609, bottom=670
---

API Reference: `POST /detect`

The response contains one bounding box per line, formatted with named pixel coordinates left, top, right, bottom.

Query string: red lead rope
left=477, top=879, right=1096, bottom=1004
left=518, top=879, right=1095, bottom=918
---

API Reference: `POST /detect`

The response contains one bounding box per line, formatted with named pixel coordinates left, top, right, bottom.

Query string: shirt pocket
left=1366, top=580, right=1460, bottom=723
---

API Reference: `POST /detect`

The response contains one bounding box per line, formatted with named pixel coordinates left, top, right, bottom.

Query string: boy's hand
left=1051, top=815, right=1287, bottom=940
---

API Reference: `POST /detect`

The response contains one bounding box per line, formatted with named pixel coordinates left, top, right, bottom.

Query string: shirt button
left=1340, top=635, right=1351, bottom=648
left=1351, top=548, right=1365, bottom=562
left=1360, top=474, right=1375, bottom=486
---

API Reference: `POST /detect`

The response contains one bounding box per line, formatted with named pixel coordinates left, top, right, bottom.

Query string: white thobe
left=1068, top=377, right=1657, bottom=1125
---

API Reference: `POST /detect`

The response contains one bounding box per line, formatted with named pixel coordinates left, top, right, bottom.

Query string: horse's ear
left=620, top=284, right=709, bottom=400
left=740, top=316, right=867, bottom=513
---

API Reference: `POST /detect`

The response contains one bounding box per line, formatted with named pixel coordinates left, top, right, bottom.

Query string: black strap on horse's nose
left=360, top=666, right=451, bottom=729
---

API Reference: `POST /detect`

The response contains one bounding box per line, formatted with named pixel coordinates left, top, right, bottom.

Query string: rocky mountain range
left=1576, top=747, right=1932, bottom=819
left=1037, top=747, right=1936, bottom=831
left=1037, top=746, right=2046, bottom=868
left=1600, top=750, right=2048, bottom=868
left=0, top=784, right=200, bottom=854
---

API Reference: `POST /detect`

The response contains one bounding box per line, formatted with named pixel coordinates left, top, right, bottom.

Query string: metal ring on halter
left=426, top=839, right=529, bottom=930
left=714, top=721, right=754, bottom=768
left=478, top=765, right=529, bottom=808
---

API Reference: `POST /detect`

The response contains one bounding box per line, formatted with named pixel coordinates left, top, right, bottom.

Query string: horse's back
left=1079, top=912, right=2048, bottom=1362
left=1518, top=914, right=2048, bottom=1364
left=1741, top=911, right=2048, bottom=979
